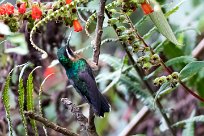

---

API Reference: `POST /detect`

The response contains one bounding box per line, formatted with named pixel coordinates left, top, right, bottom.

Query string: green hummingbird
left=57, top=34, right=110, bottom=117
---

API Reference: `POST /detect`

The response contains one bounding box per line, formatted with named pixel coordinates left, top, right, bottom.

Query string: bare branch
left=118, top=106, right=149, bottom=136
left=88, top=107, right=98, bottom=136
left=61, top=98, right=88, bottom=130
left=93, top=0, right=107, bottom=65
left=24, top=111, right=78, bottom=136
left=61, top=98, right=99, bottom=136
left=192, top=38, right=204, bottom=58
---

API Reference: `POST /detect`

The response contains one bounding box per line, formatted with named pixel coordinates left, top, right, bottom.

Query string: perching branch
left=93, top=0, right=107, bottom=65
left=61, top=98, right=88, bottom=130
left=24, top=111, right=78, bottom=136
left=88, top=106, right=98, bottom=136
left=61, top=98, right=99, bottom=136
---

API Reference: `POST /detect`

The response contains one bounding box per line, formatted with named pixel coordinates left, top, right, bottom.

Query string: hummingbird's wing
left=78, top=62, right=110, bottom=117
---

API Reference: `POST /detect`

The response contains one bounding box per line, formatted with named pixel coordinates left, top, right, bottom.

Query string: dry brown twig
left=93, top=0, right=107, bottom=65
left=61, top=98, right=99, bottom=136
left=61, top=98, right=88, bottom=130
left=24, top=111, right=78, bottom=136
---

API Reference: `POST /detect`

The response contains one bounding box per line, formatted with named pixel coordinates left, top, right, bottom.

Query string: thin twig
left=88, top=106, right=98, bottom=136
left=118, top=106, right=149, bottom=136
left=93, top=0, right=107, bottom=65
left=24, top=111, right=78, bottom=136
left=192, top=38, right=204, bottom=58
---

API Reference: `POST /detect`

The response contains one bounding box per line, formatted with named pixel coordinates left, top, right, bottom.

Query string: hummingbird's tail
left=93, top=92, right=111, bottom=117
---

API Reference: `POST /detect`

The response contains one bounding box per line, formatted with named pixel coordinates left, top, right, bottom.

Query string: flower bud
left=108, top=18, right=118, bottom=25
left=171, top=72, right=179, bottom=80
left=141, top=1, right=154, bottom=15
left=150, top=54, right=160, bottom=66
left=119, top=34, right=128, bottom=41
left=118, top=15, right=126, bottom=22
left=142, top=62, right=152, bottom=71
left=158, top=76, right=167, bottom=85
left=153, top=77, right=159, bottom=86
left=116, top=26, right=126, bottom=33
left=166, top=75, right=172, bottom=82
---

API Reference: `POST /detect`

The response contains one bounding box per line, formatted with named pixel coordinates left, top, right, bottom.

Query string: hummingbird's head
left=57, top=32, right=75, bottom=67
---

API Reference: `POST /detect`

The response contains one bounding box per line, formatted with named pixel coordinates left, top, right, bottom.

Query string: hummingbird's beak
left=65, top=31, right=75, bottom=59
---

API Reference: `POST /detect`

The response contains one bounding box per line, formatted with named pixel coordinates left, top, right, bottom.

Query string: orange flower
left=66, top=0, right=72, bottom=4
left=31, top=5, right=42, bottom=20
left=141, top=2, right=154, bottom=15
left=73, top=20, right=83, bottom=32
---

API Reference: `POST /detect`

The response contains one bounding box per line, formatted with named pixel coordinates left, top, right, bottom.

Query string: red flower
left=66, top=0, right=72, bottom=4
left=43, top=67, right=56, bottom=78
left=6, top=3, right=14, bottom=15
left=73, top=20, right=83, bottom=32
left=31, top=5, right=42, bottom=20
left=18, top=3, right=26, bottom=14
left=141, top=2, right=154, bottom=15
left=0, top=5, right=6, bottom=15
left=0, top=3, right=14, bottom=15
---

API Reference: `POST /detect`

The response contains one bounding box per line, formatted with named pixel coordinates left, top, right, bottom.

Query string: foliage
left=2, top=74, right=13, bottom=136
left=1, top=0, right=204, bottom=135
left=18, top=64, right=29, bottom=136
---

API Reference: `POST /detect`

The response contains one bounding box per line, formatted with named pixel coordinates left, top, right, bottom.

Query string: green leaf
left=173, top=115, right=204, bottom=127
left=18, top=64, right=30, bottom=136
left=2, top=74, right=13, bottom=136
left=142, top=1, right=184, bottom=40
left=18, top=79, right=28, bottom=136
left=119, top=74, right=153, bottom=108
left=182, top=110, right=195, bottom=136
left=165, top=56, right=196, bottom=66
left=196, top=78, right=204, bottom=102
left=26, top=66, right=41, bottom=136
left=100, top=54, right=122, bottom=70
left=149, top=2, right=179, bottom=45
left=5, top=33, right=29, bottom=55
left=179, top=61, right=204, bottom=79
left=163, top=42, right=184, bottom=59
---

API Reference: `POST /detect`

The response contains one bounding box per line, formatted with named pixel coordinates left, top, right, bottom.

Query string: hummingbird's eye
left=64, top=49, right=68, bottom=58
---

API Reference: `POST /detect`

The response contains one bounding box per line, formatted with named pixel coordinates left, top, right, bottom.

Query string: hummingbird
left=57, top=33, right=110, bottom=117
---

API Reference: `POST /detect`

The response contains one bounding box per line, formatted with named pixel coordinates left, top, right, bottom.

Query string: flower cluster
left=0, top=3, right=14, bottom=15
left=0, top=0, right=84, bottom=34
left=154, top=72, right=179, bottom=88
